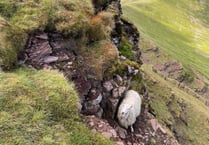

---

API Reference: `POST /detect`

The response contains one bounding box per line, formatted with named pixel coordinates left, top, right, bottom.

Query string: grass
left=0, top=0, right=115, bottom=70
left=0, top=68, right=114, bottom=145
left=141, top=64, right=209, bottom=145
left=121, top=0, right=209, bottom=79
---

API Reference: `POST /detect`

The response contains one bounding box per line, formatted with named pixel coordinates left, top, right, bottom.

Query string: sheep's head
left=118, top=104, right=133, bottom=120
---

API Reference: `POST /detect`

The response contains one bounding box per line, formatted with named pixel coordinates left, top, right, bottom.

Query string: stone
left=103, top=81, right=113, bottom=92
left=102, top=132, right=113, bottom=139
left=58, top=54, right=70, bottom=61
left=134, top=69, right=139, bottom=75
left=92, top=94, right=102, bottom=105
left=99, top=124, right=103, bottom=128
left=84, top=102, right=100, bottom=114
left=150, top=119, right=158, bottom=132
left=117, top=141, right=125, bottom=145
left=77, top=102, right=82, bottom=112
left=118, top=86, right=126, bottom=96
left=120, top=55, right=126, bottom=60
left=90, top=121, right=94, bottom=127
left=110, top=129, right=117, bottom=138
left=150, top=119, right=166, bottom=134
left=112, top=88, right=119, bottom=98
left=116, top=127, right=127, bottom=139
left=89, top=88, right=101, bottom=100
left=68, top=62, right=73, bottom=65
left=107, top=98, right=119, bottom=118
left=96, top=108, right=103, bottom=118
left=115, top=74, right=123, bottom=85
left=43, top=56, right=59, bottom=63
left=35, top=33, right=48, bottom=40
left=159, top=125, right=166, bottom=134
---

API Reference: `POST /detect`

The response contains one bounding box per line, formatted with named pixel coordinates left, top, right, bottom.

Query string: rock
left=103, top=81, right=113, bottom=92
left=150, top=119, right=166, bottom=134
left=58, top=54, right=70, bottom=61
left=117, top=141, right=125, bottom=145
left=89, top=121, right=94, bottom=127
left=94, top=94, right=103, bottom=104
left=102, top=132, right=113, bottom=139
left=116, top=127, right=127, bottom=139
left=159, top=126, right=166, bottom=134
left=120, top=55, right=127, bottom=60
left=134, top=69, right=139, bottom=75
left=96, top=108, right=103, bottom=118
left=115, top=75, right=123, bottom=85
left=135, top=134, right=143, bottom=138
left=150, top=119, right=159, bottom=132
left=68, top=62, right=73, bottom=65
left=118, top=86, right=126, bottom=96
left=152, top=47, right=159, bottom=52
left=110, top=129, right=117, bottom=138
left=35, top=33, right=48, bottom=40
left=89, top=89, right=101, bottom=101
left=112, top=88, right=119, bottom=98
left=83, top=102, right=100, bottom=114
left=77, top=102, right=82, bottom=112
left=28, top=41, right=52, bottom=62
left=43, top=56, right=59, bottom=63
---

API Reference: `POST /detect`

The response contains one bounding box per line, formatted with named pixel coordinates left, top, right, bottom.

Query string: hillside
left=122, top=0, right=209, bottom=79
left=1, top=0, right=209, bottom=145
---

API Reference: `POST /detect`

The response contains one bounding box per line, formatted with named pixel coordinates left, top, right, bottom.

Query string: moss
left=118, top=36, right=134, bottom=59
left=0, top=68, right=114, bottom=144
left=105, top=59, right=140, bottom=77
left=180, top=67, right=195, bottom=83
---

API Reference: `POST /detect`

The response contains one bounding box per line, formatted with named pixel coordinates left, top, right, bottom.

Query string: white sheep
left=117, top=90, right=142, bottom=132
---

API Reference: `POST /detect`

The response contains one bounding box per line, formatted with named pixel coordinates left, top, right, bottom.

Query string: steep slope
left=0, top=69, right=114, bottom=145
left=122, top=0, right=209, bottom=79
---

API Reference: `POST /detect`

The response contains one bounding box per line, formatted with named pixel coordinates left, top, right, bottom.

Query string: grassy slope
left=142, top=64, right=209, bottom=145
left=0, top=68, right=114, bottom=145
left=121, top=0, right=209, bottom=79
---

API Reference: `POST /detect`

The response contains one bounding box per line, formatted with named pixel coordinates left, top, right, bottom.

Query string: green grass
left=142, top=64, right=209, bottom=145
left=0, top=68, right=114, bottom=145
left=121, top=0, right=209, bottom=79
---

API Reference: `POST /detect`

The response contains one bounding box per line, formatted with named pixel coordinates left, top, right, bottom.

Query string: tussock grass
left=0, top=0, right=115, bottom=70
left=0, top=68, right=114, bottom=145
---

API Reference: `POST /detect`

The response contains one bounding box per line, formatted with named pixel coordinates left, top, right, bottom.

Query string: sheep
left=117, top=90, right=142, bottom=132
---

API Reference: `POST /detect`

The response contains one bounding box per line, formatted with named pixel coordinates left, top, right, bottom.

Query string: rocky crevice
left=17, top=0, right=179, bottom=144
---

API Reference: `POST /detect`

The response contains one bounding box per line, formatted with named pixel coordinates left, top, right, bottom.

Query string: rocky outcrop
left=92, top=0, right=122, bottom=14
left=19, top=0, right=142, bottom=119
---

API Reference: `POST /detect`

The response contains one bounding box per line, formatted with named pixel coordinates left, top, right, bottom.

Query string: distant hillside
left=122, top=0, right=209, bottom=79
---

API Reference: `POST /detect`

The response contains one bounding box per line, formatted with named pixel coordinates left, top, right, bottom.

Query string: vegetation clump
left=0, top=0, right=115, bottom=70
left=0, top=68, right=114, bottom=145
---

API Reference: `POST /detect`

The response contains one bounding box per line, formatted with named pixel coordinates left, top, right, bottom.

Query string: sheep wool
left=117, top=90, right=142, bottom=132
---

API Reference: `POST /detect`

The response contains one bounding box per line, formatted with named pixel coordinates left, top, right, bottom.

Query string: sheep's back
left=123, top=90, right=141, bottom=117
